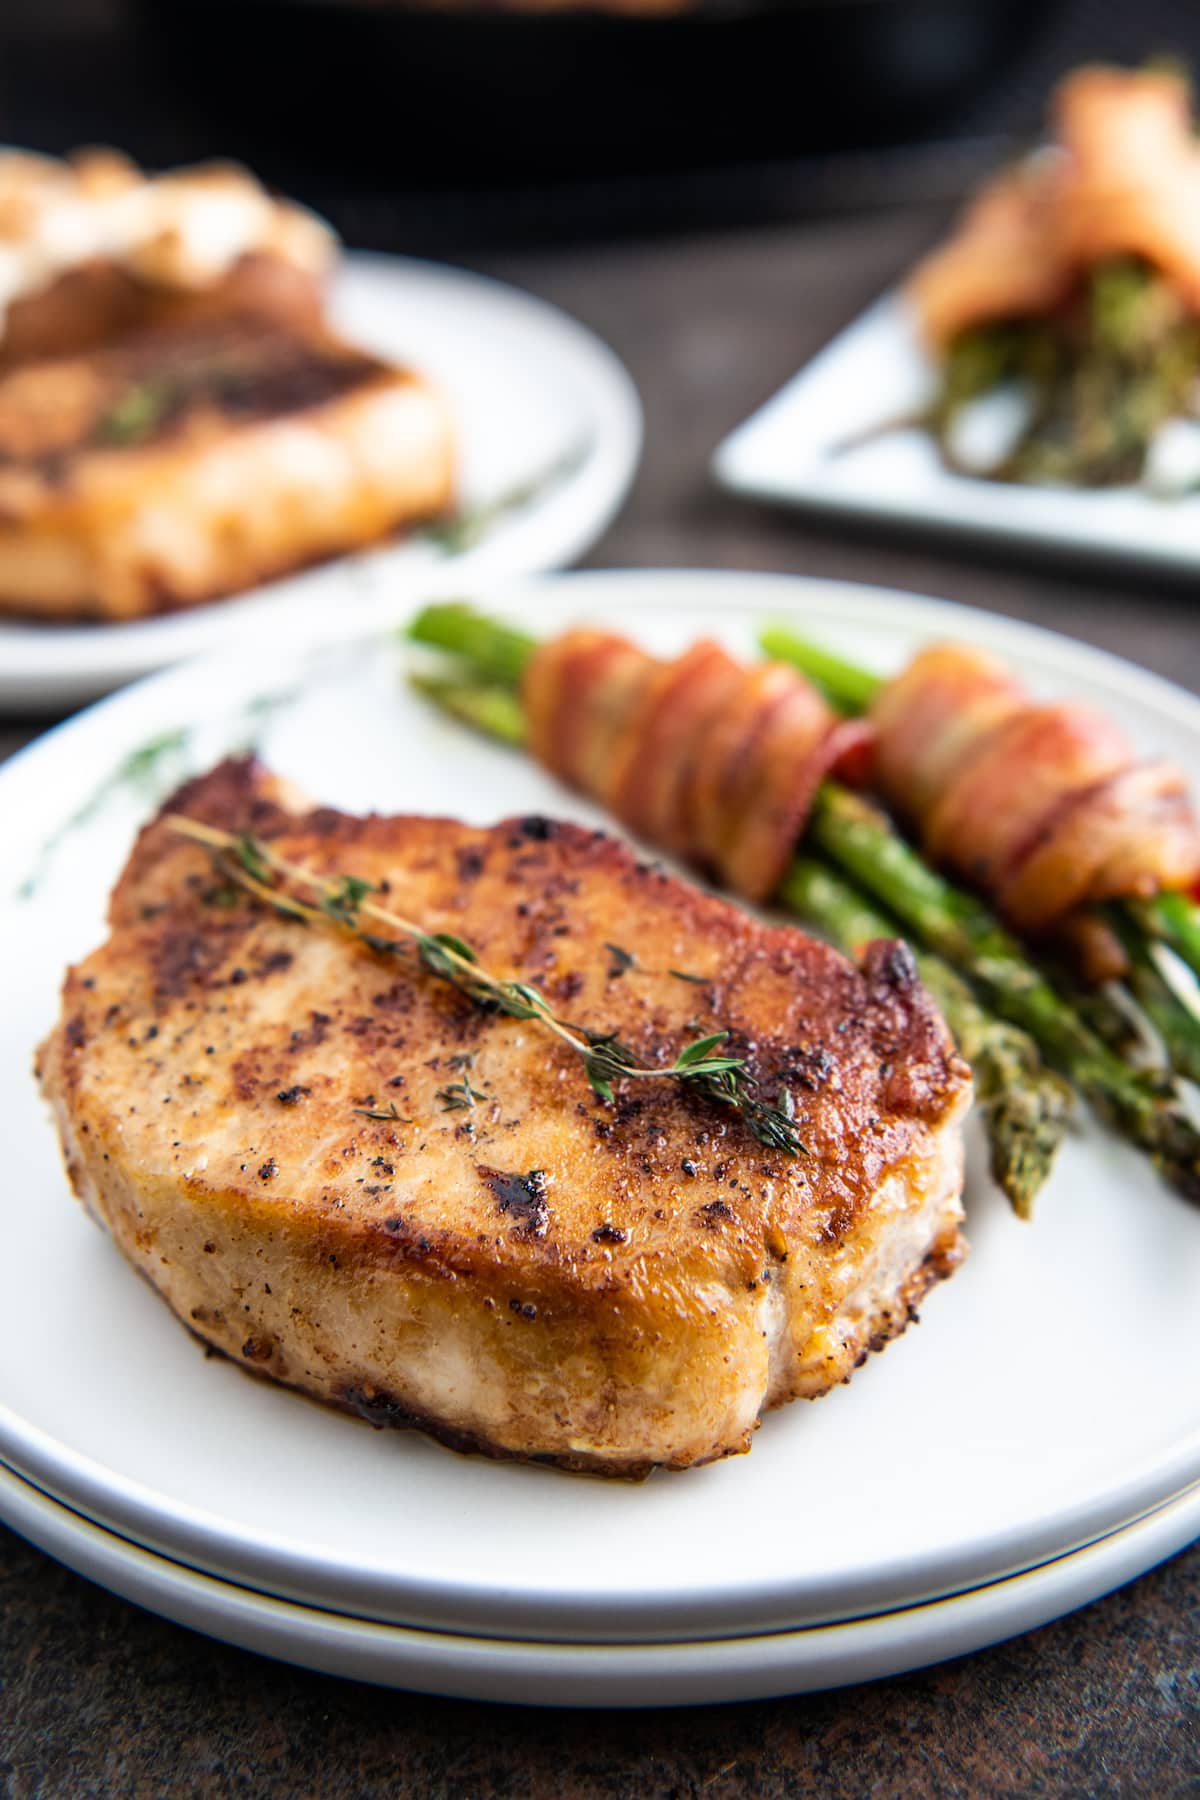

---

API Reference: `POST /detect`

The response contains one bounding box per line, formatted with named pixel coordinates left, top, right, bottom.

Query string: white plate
left=0, top=253, right=641, bottom=711
left=3, top=570, right=1200, bottom=1646
left=1, top=1459, right=1196, bottom=1706
left=713, top=294, right=1200, bottom=572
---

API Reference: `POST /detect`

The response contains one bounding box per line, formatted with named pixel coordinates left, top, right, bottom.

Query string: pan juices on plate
left=0, top=149, right=454, bottom=619
left=37, top=759, right=971, bottom=1476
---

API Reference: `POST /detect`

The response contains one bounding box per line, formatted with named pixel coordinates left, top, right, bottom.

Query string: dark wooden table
left=2, top=207, right=1197, bottom=1798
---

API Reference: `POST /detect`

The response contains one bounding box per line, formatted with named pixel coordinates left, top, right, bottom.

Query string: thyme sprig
left=352, top=1101, right=411, bottom=1123
left=94, top=376, right=175, bottom=446
left=437, top=1075, right=488, bottom=1111
left=166, top=815, right=806, bottom=1156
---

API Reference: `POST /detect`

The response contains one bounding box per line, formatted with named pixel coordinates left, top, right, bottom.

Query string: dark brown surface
left=2, top=206, right=1198, bottom=1795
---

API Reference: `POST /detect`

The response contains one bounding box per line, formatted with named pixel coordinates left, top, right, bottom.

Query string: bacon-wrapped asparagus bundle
left=908, top=66, right=1200, bottom=487
left=911, top=64, right=1200, bottom=350
left=407, top=603, right=1200, bottom=1207
left=760, top=623, right=1200, bottom=1063
left=867, top=641, right=1200, bottom=937
left=522, top=627, right=871, bottom=903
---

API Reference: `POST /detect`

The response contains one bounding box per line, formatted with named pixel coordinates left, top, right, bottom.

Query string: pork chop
left=37, top=759, right=971, bottom=1475
left=0, top=311, right=452, bottom=620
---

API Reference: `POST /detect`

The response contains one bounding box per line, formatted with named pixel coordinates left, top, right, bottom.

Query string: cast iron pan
left=139, top=0, right=1051, bottom=184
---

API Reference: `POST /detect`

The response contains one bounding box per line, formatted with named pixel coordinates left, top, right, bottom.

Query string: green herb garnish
left=167, top=815, right=807, bottom=1157
left=436, top=1076, right=488, bottom=1111
left=94, top=378, right=175, bottom=446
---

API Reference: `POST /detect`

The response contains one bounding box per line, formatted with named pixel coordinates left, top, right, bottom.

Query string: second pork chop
left=0, top=312, right=452, bottom=619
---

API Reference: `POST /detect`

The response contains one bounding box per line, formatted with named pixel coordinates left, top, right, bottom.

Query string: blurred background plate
left=713, top=296, right=1200, bottom=574
left=0, top=254, right=641, bottom=711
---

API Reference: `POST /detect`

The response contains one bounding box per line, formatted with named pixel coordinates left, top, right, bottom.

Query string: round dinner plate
left=2, top=1459, right=1197, bottom=1706
left=3, top=570, right=1199, bottom=1646
left=0, top=253, right=642, bottom=710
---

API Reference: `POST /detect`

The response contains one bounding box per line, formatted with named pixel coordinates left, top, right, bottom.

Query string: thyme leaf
left=672, top=1031, right=735, bottom=1070
left=352, top=1101, right=411, bottom=1122
left=419, top=931, right=478, bottom=980
left=235, top=834, right=274, bottom=887
left=436, top=1076, right=487, bottom=1111
left=94, top=377, right=175, bottom=446
left=321, top=873, right=376, bottom=925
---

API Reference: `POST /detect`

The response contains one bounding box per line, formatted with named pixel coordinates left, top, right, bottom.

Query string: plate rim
left=3, top=565, right=1200, bottom=1645
left=1, top=1457, right=1196, bottom=1706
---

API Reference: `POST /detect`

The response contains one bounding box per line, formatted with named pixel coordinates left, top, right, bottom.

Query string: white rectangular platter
left=714, top=295, right=1200, bottom=574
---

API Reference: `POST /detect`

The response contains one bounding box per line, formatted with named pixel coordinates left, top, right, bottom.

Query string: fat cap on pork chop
left=38, top=759, right=971, bottom=1476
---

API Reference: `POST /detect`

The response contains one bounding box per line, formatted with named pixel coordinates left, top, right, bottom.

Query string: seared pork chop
left=0, top=312, right=453, bottom=620
left=38, top=760, right=971, bottom=1475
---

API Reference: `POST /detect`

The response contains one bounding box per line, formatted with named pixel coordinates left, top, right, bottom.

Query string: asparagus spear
left=757, top=623, right=881, bottom=714
left=1129, top=889, right=1200, bottom=984
left=410, top=671, right=526, bottom=746
left=780, top=859, right=1073, bottom=1217
left=408, top=602, right=538, bottom=685
left=1046, top=968, right=1158, bottom=1065
left=920, top=267, right=1200, bottom=489
left=807, top=783, right=1200, bottom=1198
left=759, top=622, right=1200, bottom=990
left=831, top=267, right=1200, bottom=489
left=407, top=604, right=1200, bottom=1198
left=1103, top=905, right=1200, bottom=1086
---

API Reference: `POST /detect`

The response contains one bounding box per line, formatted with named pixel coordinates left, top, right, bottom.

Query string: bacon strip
left=524, top=629, right=654, bottom=802
left=922, top=704, right=1131, bottom=894
left=871, top=643, right=1025, bottom=821
left=999, top=762, right=1200, bottom=928
left=610, top=640, right=743, bottom=854
left=909, top=65, right=1200, bottom=347
left=908, top=159, right=1074, bottom=350
left=1056, top=65, right=1200, bottom=311
left=521, top=630, right=869, bottom=901
left=870, top=642, right=1200, bottom=932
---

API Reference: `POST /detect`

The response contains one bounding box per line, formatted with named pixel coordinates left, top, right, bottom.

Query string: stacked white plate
left=3, top=571, right=1198, bottom=1705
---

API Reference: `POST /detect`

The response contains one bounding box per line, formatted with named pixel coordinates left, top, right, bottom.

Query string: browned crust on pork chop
left=38, top=759, right=970, bottom=1474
